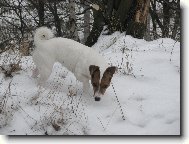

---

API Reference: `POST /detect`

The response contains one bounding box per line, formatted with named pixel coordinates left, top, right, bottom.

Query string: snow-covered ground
left=0, top=32, right=180, bottom=135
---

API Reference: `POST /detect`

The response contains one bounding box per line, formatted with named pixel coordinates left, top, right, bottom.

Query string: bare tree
left=47, top=1, right=62, bottom=36
left=83, top=2, right=91, bottom=43
left=67, top=0, right=79, bottom=41
left=0, top=0, right=181, bottom=52
left=171, top=0, right=180, bottom=40
left=28, top=0, right=45, bottom=26
left=149, top=0, right=180, bottom=40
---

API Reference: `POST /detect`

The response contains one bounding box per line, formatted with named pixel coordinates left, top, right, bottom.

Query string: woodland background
left=0, top=0, right=180, bottom=55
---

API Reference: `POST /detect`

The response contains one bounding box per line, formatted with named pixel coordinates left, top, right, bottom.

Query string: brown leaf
left=52, top=123, right=61, bottom=131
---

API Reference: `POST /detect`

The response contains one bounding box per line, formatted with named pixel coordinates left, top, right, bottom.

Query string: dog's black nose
left=95, top=97, right=101, bottom=101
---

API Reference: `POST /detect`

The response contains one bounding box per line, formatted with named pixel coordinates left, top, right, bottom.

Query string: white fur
left=32, top=27, right=109, bottom=93
left=34, top=27, right=54, bottom=46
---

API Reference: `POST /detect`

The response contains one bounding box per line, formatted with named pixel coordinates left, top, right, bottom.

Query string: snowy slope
left=0, top=32, right=180, bottom=135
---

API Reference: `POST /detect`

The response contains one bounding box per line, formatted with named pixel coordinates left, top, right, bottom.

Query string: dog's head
left=89, top=65, right=117, bottom=101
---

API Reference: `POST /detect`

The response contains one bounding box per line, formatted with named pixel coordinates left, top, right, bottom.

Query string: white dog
left=32, top=27, right=116, bottom=101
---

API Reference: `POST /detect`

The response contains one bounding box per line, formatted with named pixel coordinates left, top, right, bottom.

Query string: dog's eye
left=42, top=35, right=45, bottom=37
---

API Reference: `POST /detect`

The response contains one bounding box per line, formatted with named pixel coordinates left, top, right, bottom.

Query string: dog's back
left=38, top=37, right=107, bottom=76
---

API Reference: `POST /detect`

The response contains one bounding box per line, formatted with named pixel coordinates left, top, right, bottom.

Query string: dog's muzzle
left=94, top=92, right=102, bottom=101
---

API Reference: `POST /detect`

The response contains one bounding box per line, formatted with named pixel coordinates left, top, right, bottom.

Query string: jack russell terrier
left=32, top=27, right=117, bottom=101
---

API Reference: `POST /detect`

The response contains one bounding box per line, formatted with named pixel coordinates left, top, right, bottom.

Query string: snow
left=0, top=32, right=180, bottom=135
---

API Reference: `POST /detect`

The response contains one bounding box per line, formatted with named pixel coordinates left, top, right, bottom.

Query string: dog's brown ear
left=105, top=66, right=117, bottom=76
left=89, top=65, right=100, bottom=75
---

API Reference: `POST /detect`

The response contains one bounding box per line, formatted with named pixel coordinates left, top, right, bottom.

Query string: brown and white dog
left=32, top=27, right=117, bottom=101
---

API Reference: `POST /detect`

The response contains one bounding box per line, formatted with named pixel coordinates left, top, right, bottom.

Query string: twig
left=75, top=7, right=91, bottom=15
left=17, top=105, right=37, bottom=123
left=97, top=117, right=105, bottom=131
left=170, top=40, right=177, bottom=62
left=0, top=79, right=13, bottom=112
left=111, top=83, right=126, bottom=120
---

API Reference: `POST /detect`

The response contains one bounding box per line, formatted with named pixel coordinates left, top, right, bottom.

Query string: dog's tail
left=34, top=27, right=54, bottom=46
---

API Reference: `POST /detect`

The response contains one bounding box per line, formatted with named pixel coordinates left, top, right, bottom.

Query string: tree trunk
left=144, top=13, right=151, bottom=41
left=127, top=0, right=150, bottom=38
left=38, top=0, right=45, bottom=26
left=83, top=4, right=91, bottom=43
left=149, top=7, right=157, bottom=39
left=162, top=1, right=170, bottom=38
left=105, top=0, right=135, bottom=33
left=53, top=2, right=62, bottom=37
left=18, top=0, right=24, bottom=38
left=104, top=0, right=150, bottom=39
left=85, top=0, right=135, bottom=46
left=86, top=0, right=150, bottom=46
left=171, top=14, right=180, bottom=40
left=171, top=5, right=180, bottom=40
left=47, top=1, right=62, bottom=36
left=85, top=9, right=104, bottom=47
left=68, top=0, right=79, bottom=41
left=116, top=0, right=134, bottom=31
